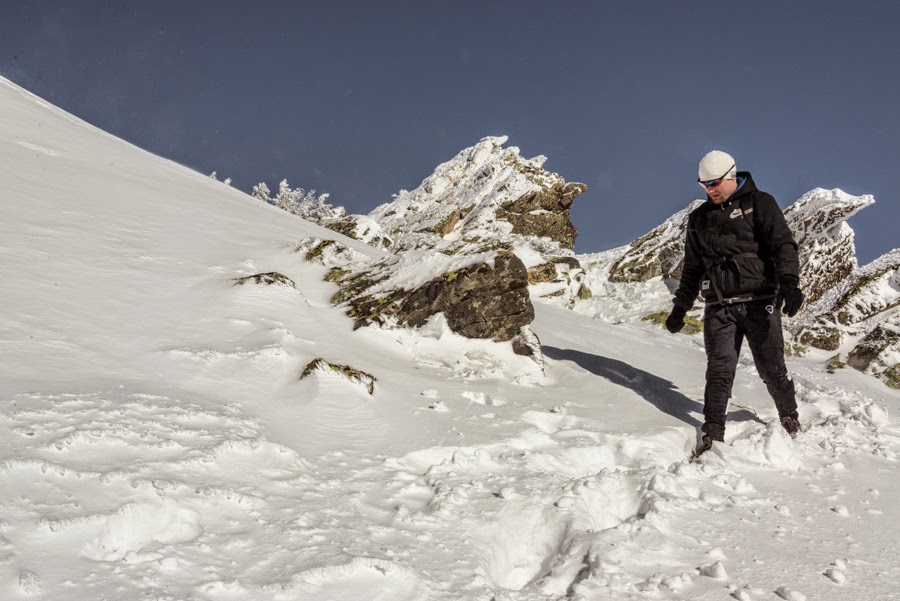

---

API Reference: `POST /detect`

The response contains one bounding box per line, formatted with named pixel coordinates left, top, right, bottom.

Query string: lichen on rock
left=608, top=200, right=701, bottom=283
left=300, top=358, right=377, bottom=395
left=325, top=244, right=534, bottom=343
left=232, top=272, right=295, bottom=288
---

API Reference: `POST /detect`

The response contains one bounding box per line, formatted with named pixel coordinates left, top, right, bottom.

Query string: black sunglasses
left=698, top=164, right=735, bottom=189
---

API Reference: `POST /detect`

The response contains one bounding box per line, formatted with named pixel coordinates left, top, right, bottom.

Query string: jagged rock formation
left=778, top=188, right=899, bottom=384
left=608, top=200, right=702, bottom=283
left=792, top=249, right=900, bottom=386
left=339, top=136, right=587, bottom=256
left=784, top=188, right=873, bottom=305
left=298, top=230, right=537, bottom=352
left=289, top=137, right=588, bottom=358
left=325, top=247, right=534, bottom=345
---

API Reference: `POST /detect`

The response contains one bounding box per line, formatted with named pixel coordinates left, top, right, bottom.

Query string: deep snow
left=1, top=77, right=899, bottom=601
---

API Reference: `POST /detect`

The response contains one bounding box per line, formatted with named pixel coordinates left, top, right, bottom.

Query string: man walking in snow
left=665, top=150, right=804, bottom=456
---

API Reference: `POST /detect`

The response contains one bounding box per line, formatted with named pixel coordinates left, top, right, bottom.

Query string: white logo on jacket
left=730, top=208, right=743, bottom=219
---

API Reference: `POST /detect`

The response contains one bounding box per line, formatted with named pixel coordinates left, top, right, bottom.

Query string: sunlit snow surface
left=2, top=77, right=899, bottom=601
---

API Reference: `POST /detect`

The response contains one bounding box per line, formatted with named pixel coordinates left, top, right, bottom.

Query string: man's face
left=702, top=177, right=738, bottom=204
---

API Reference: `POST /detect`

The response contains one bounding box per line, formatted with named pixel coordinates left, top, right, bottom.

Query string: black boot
left=694, top=435, right=715, bottom=458
left=780, top=416, right=800, bottom=438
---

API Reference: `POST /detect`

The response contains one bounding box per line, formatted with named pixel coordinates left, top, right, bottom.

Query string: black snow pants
left=702, top=299, right=798, bottom=440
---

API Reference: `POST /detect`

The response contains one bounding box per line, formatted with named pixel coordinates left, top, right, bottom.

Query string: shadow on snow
left=543, top=346, right=765, bottom=429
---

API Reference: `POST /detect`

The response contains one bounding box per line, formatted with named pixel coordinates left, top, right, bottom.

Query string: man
left=665, top=150, right=804, bottom=456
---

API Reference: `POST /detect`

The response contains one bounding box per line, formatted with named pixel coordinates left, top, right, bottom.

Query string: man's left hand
left=779, top=277, right=804, bottom=317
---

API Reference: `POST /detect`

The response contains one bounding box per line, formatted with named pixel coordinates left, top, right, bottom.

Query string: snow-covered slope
left=2, top=76, right=900, bottom=601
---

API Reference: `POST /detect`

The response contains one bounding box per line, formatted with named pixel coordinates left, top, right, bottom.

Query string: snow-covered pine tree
left=254, top=178, right=344, bottom=223
left=293, top=190, right=346, bottom=223
left=275, top=179, right=294, bottom=212
left=251, top=182, right=272, bottom=204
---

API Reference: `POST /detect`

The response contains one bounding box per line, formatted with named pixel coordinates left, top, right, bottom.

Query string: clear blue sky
left=3, top=1, right=897, bottom=264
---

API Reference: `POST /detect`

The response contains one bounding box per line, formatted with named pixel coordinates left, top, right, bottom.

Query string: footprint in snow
left=825, top=558, right=848, bottom=584
left=729, top=587, right=751, bottom=601
left=775, top=586, right=806, bottom=600
left=699, top=560, right=728, bottom=579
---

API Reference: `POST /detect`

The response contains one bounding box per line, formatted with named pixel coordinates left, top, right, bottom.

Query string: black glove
left=779, top=276, right=804, bottom=317
left=665, top=306, right=687, bottom=333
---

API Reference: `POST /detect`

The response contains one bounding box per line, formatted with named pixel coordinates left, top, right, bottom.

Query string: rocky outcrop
left=319, top=240, right=535, bottom=347
left=784, top=188, right=873, bottom=305
left=608, top=200, right=702, bottom=283
left=361, top=136, right=587, bottom=256
left=793, top=249, right=900, bottom=353
left=392, top=250, right=533, bottom=341
left=495, top=181, right=585, bottom=249
left=296, top=238, right=369, bottom=267
left=527, top=262, right=559, bottom=285
left=232, top=272, right=295, bottom=288
left=322, top=215, right=392, bottom=249
left=301, top=358, right=377, bottom=395
left=288, top=137, right=583, bottom=355
left=847, top=321, right=899, bottom=370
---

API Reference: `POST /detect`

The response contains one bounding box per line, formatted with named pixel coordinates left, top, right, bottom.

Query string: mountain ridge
left=306, top=137, right=898, bottom=388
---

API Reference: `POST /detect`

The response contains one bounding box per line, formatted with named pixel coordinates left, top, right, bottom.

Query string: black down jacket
left=673, top=172, right=799, bottom=309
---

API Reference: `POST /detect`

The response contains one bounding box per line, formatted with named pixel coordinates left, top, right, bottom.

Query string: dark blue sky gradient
left=3, top=1, right=897, bottom=263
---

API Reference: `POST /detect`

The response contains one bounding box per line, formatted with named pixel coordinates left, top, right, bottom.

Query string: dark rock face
left=551, top=256, right=582, bottom=270
left=232, top=272, right=295, bottom=287
left=847, top=325, right=893, bottom=370
left=607, top=201, right=701, bottom=283
left=511, top=326, right=544, bottom=363
left=496, top=182, right=586, bottom=250
left=797, top=328, right=843, bottom=351
left=528, top=262, right=558, bottom=285
left=395, top=251, right=534, bottom=341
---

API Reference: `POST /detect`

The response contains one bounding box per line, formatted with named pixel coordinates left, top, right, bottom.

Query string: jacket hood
left=705, top=171, right=758, bottom=205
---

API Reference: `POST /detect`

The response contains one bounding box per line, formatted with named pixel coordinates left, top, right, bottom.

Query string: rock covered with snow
left=323, top=242, right=536, bottom=347
left=792, top=249, right=900, bottom=387
left=292, top=136, right=588, bottom=349
left=779, top=188, right=900, bottom=388
left=608, top=200, right=703, bottom=283
left=352, top=136, right=586, bottom=256
left=784, top=188, right=873, bottom=305
left=793, top=249, right=900, bottom=348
